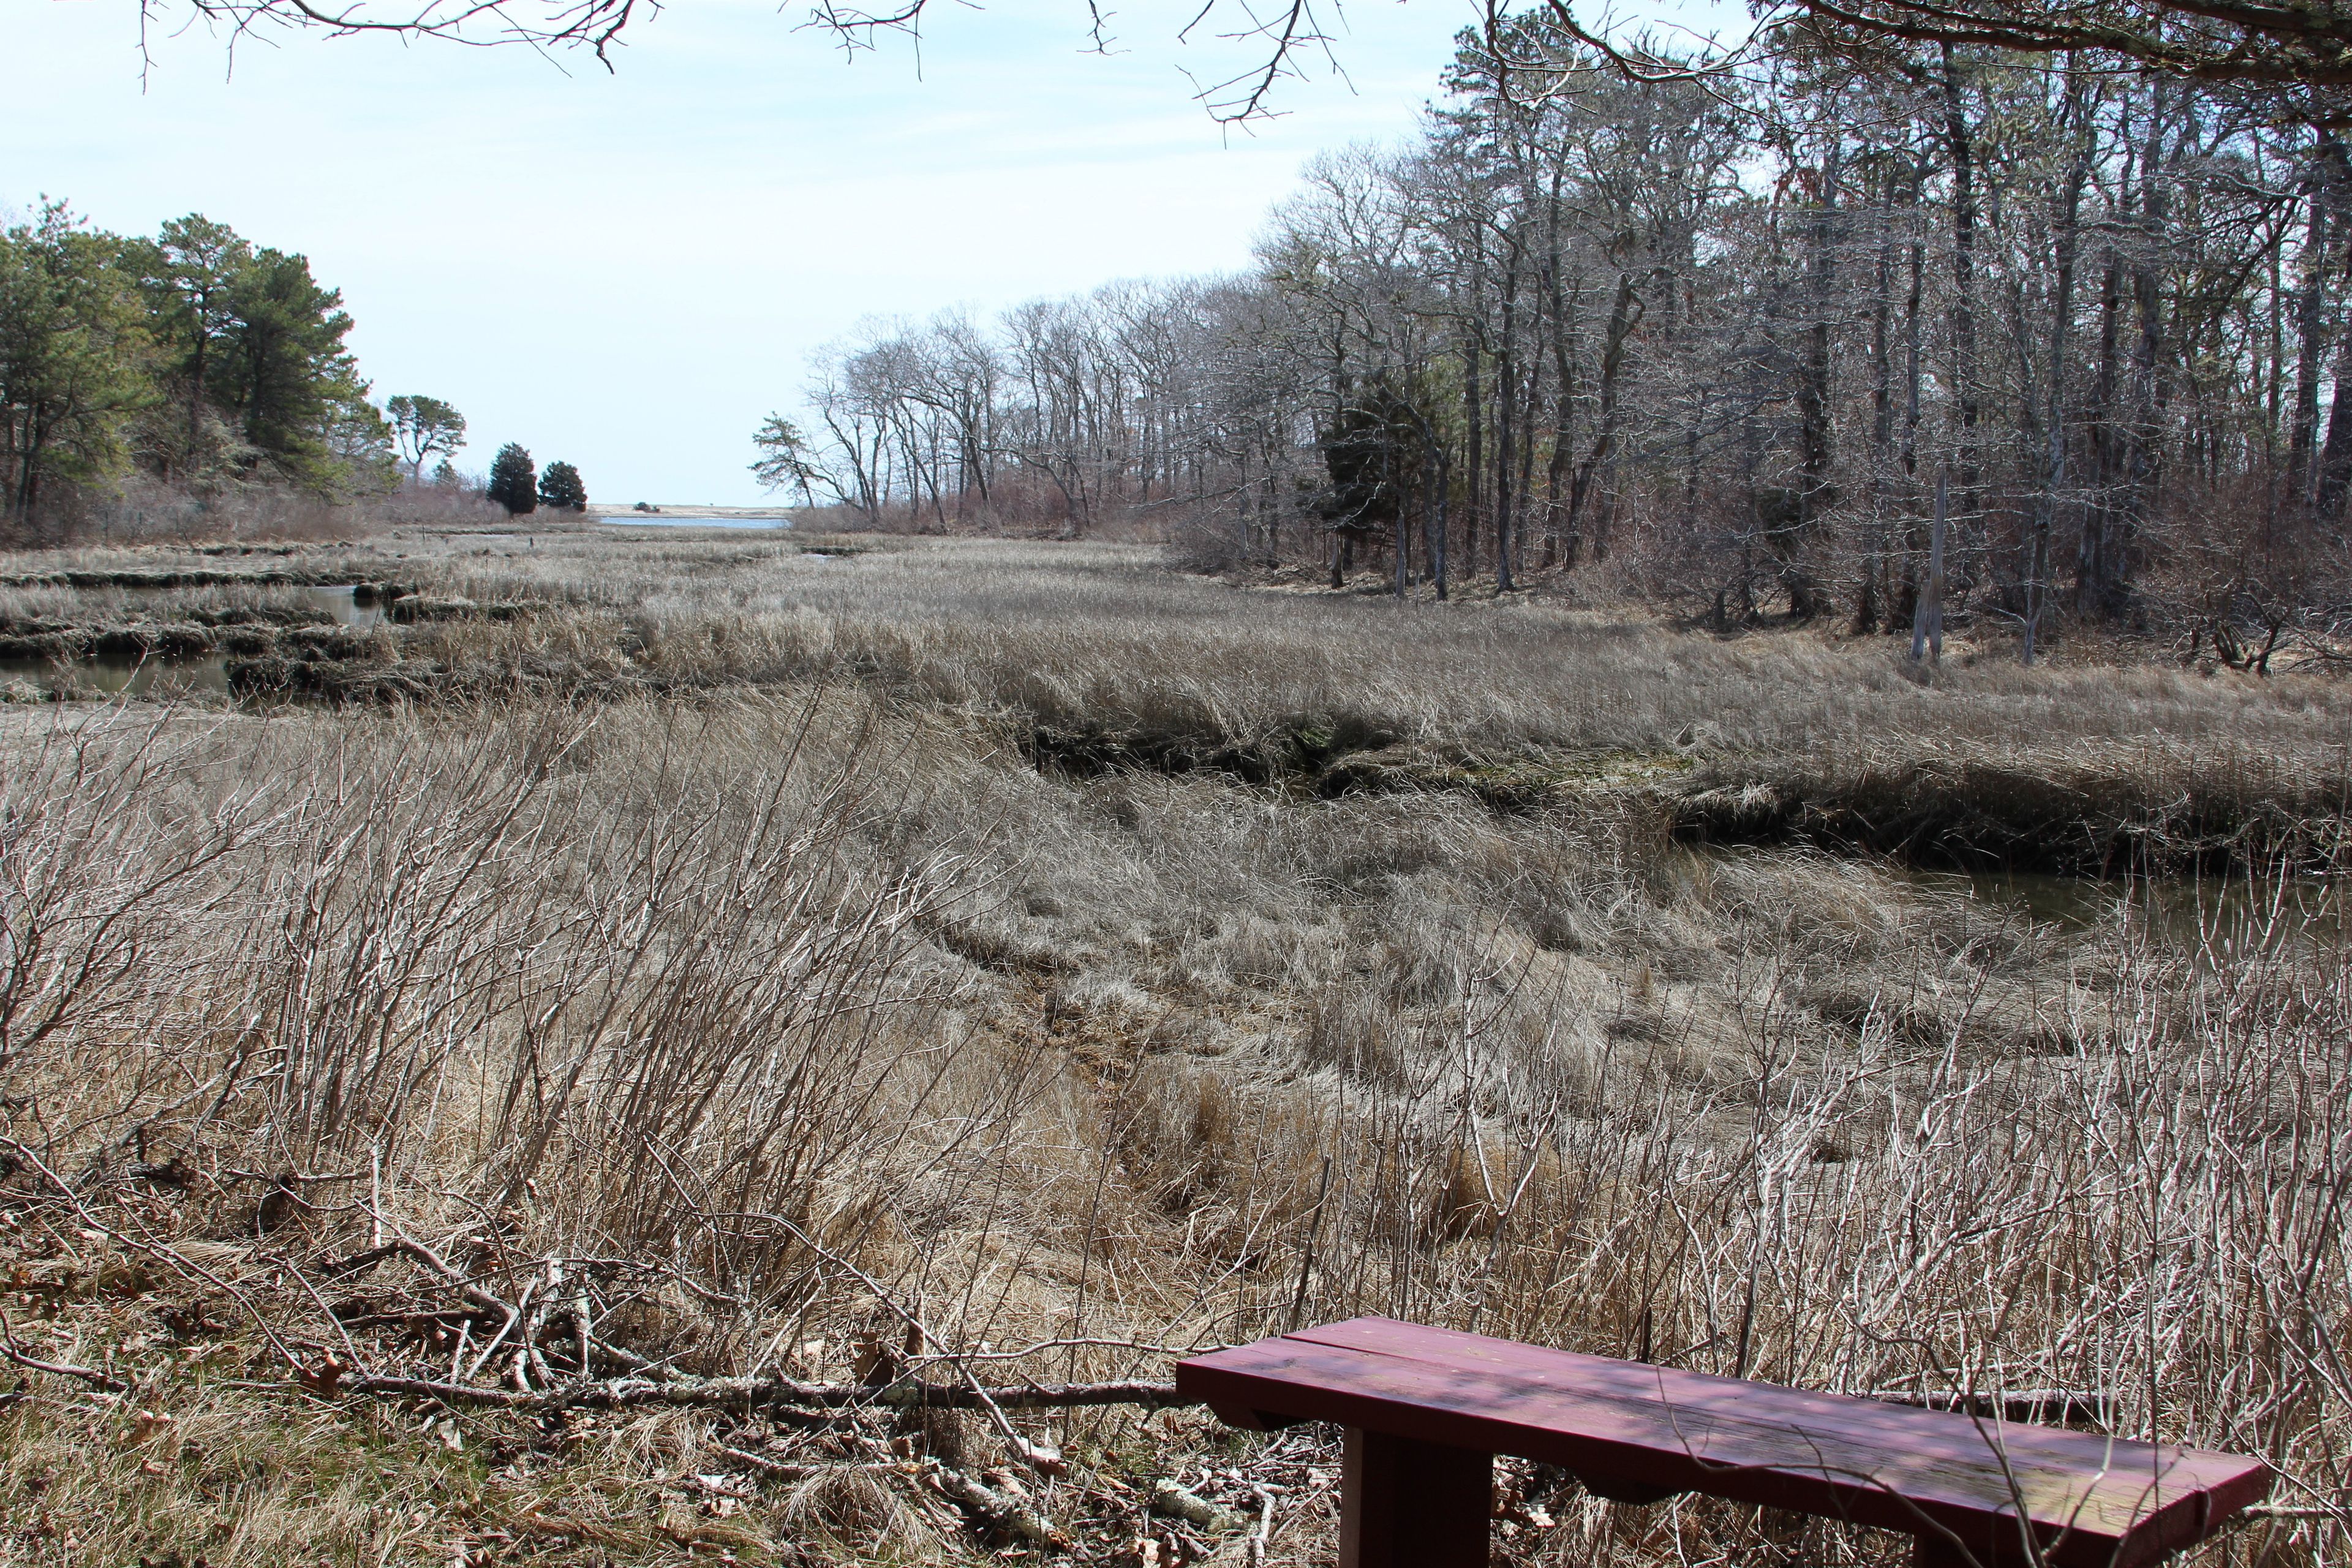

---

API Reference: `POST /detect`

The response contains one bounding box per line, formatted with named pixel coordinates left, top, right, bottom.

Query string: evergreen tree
left=209, top=246, right=363, bottom=488
left=129, top=216, right=383, bottom=496
left=487, top=442, right=537, bottom=514
left=537, top=459, right=587, bottom=511
left=143, top=214, right=252, bottom=481
left=750, top=413, right=834, bottom=504
left=0, top=200, right=396, bottom=521
left=323, top=397, right=400, bottom=499
left=0, top=205, right=157, bottom=522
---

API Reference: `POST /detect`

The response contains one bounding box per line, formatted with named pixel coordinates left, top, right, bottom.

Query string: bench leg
left=1912, top=1535, right=1978, bottom=1568
left=1339, top=1427, right=1491, bottom=1568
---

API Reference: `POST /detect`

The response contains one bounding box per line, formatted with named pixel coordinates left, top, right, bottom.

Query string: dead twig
left=0, top=1309, right=127, bottom=1393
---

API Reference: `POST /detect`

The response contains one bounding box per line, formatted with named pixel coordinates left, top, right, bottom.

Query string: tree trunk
left=1494, top=250, right=1520, bottom=593
left=1941, top=47, right=1983, bottom=576
left=1785, top=137, right=1842, bottom=622
left=1566, top=275, right=1642, bottom=555
left=2315, top=334, right=2352, bottom=519
left=1910, top=469, right=1948, bottom=663
left=2025, top=100, right=2090, bottom=666
left=2287, top=132, right=2338, bottom=503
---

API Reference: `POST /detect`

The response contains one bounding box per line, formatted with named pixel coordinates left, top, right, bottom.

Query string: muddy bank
left=0, top=567, right=412, bottom=592
left=1024, top=714, right=1401, bottom=792
left=0, top=608, right=335, bottom=661
left=226, top=653, right=453, bottom=703
left=385, top=595, right=535, bottom=624
left=1029, top=717, right=2346, bottom=875
left=1666, top=758, right=2351, bottom=876
left=1025, top=717, right=1692, bottom=810
left=1, top=603, right=346, bottom=633
left=0, top=590, right=537, bottom=666
left=0, top=620, right=393, bottom=663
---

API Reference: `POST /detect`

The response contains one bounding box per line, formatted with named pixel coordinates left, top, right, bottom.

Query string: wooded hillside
left=0, top=206, right=391, bottom=532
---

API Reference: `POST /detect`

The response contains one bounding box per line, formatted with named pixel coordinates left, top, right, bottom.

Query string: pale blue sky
left=6, top=0, right=1717, bottom=504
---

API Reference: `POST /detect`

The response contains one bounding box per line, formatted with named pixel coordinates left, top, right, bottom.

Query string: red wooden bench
left=1176, top=1317, right=2270, bottom=1568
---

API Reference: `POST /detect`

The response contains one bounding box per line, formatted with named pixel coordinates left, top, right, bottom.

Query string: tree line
left=764, top=29, right=2352, bottom=655
left=0, top=205, right=393, bottom=525
left=0, top=203, right=591, bottom=533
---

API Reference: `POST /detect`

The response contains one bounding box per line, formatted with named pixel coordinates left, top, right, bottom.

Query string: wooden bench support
left=1340, top=1427, right=1491, bottom=1568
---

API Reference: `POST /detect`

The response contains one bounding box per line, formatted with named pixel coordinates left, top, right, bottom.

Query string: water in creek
left=311, top=585, right=390, bottom=629
left=88, top=582, right=386, bottom=628
left=1906, top=864, right=2344, bottom=954
left=1683, top=843, right=2341, bottom=955
left=0, top=585, right=381, bottom=698
left=599, top=514, right=794, bottom=529
left=0, top=651, right=232, bottom=699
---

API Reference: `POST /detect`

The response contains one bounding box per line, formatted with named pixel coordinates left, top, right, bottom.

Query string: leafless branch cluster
left=154, top=0, right=1354, bottom=123
left=766, top=30, right=2352, bottom=663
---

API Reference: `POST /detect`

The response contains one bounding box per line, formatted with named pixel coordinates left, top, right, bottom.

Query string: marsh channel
left=0, top=584, right=386, bottom=697
left=1, top=573, right=2338, bottom=954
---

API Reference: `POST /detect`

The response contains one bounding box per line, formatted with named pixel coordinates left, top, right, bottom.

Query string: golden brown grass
left=351, top=532, right=2352, bottom=869
left=0, top=532, right=2346, bottom=1568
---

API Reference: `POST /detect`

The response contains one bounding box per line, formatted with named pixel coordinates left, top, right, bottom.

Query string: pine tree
left=487, top=443, right=537, bottom=515
left=537, top=459, right=587, bottom=511
left=212, top=247, right=361, bottom=488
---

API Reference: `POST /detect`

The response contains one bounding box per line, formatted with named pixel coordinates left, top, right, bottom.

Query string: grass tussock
left=1, top=532, right=2348, bottom=1567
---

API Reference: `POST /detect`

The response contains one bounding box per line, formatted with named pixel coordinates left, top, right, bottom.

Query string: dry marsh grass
left=397, top=534, right=2352, bottom=867
left=0, top=533, right=2347, bottom=1567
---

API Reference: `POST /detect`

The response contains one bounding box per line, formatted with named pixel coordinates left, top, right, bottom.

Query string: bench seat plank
left=1176, top=1318, right=2269, bottom=1568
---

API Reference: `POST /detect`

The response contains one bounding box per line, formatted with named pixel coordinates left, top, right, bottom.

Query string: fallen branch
left=0, top=1310, right=127, bottom=1393
left=0, top=1341, right=128, bottom=1393
left=717, top=1444, right=902, bottom=1482
left=1153, top=1478, right=1247, bottom=1533
left=2244, top=1504, right=2352, bottom=1521
left=0, top=1135, right=301, bottom=1372
left=929, top=1460, right=1074, bottom=1551
left=1246, top=1484, right=1275, bottom=1567
left=341, top=1369, right=1188, bottom=1414
left=729, top=1207, right=1069, bottom=1474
